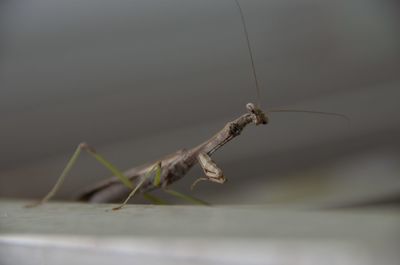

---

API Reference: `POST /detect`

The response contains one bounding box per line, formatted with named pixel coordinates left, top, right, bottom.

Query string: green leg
left=27, top=142, right=210, bottom=209
left=149, top=161, right=210, bottom=206
left=112, top=161, right=162, bottom=210
left=151, top=160, right=210, bottom=206
left=143, top=193, right=169, bottom=205
left=163, top=189, right=210, bottom=206
left=26, top=142, right=133, bottom=208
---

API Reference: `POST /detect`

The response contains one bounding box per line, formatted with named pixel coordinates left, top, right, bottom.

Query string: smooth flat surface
left=0, top=200, right=399, bottom=264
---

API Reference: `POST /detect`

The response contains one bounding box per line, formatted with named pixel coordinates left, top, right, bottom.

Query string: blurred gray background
left=0, top=0, right=399, bottom=208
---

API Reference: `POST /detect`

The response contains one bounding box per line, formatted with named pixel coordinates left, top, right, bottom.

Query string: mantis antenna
left=267, top=109, right=350, bottom=122
left=234, top=1, right=348, bottom=122
left=234, top=0, right=261, bottom=107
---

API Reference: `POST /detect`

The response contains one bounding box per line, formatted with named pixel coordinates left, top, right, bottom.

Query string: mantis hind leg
left=163, top=189, right=210, bottom=206
left=26, top=142, right=209, bottom=209
left=26, top=142, right=133, bottom=208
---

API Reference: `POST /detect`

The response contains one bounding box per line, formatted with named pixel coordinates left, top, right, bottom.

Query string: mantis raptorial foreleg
left=191, top=152, right=225, bottom=190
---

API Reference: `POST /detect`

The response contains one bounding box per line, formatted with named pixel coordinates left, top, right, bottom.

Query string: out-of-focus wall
left=0, top=0, right=399, bottom=207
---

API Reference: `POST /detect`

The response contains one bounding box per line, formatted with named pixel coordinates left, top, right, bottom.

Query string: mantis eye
left=246, top=103, right=256, bottom=112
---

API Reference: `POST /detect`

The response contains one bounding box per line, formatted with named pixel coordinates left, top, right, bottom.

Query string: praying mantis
left=28, top=102, right=268, bottom=210
left=27, top=0, right=347, bottom=210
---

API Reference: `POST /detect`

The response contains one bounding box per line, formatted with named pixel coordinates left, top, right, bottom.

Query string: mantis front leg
left=191, top=152, right=226, bottom=189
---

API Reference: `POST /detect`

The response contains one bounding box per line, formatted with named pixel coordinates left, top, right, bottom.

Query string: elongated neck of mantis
left=187, top=113, right=255, bottom=163
left=183, top=103, right=266, bottom=167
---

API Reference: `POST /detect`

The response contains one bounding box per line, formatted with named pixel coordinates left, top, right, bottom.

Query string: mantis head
left=246, top=103, right=268, bottom=125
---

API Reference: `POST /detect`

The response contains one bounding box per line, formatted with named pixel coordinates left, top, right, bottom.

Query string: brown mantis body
left=77, top=103, right=267, bottom=203
left=27, top=103, right=267, bottom=209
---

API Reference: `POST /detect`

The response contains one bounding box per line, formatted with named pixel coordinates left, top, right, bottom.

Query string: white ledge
left=0, top=200, right=399, bottom=265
